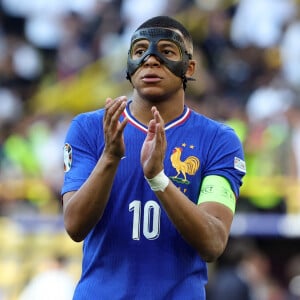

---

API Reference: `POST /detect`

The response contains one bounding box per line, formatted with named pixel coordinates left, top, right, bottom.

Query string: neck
left=130, top=91, right=185, bottom=125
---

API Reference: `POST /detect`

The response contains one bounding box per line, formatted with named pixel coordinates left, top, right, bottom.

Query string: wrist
left=102, top=151, right=124, bottom=163
left=99, top=152, right=123, bottom=171
left=145, top=170, right=169, bottom=192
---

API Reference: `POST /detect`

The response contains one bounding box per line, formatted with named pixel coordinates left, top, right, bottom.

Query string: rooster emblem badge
left=170, top=147, right=200, bottom=184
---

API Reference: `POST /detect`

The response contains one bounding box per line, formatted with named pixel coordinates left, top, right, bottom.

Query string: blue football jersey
left=62, top=101, right=246, bottom=300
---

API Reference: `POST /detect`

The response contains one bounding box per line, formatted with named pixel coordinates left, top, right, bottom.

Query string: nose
left=142, top=54, right=161, bottom=66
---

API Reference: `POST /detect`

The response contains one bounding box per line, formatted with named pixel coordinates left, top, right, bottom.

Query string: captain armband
left=197, top=175, right=236, bottom=213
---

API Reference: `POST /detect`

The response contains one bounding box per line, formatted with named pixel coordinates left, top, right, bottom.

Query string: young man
left=61, top=16, right=246, bottom=299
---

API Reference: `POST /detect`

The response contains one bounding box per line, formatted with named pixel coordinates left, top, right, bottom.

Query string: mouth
left=141, top=74, right=162, bottom=83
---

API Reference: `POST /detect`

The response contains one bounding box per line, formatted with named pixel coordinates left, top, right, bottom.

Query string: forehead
left=130, top=27, right=186, bottom=47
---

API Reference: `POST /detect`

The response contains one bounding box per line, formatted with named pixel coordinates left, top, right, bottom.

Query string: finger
left=105, top=95, right=126, bottom=106
left=151, top=106, right=164, bottom=127
left=119, top=117, right=128, bottom=132
left=151, top=106, right=158, bottom=121
left=148, top=119, right=157, bottom=134
left=104, top=97, right=127, bottom=125
left=104, top=97, right=114, bottom=121
left=105, top=96, right=127, bottom=112
left=103, top=103, right=127, bottom=146
left=115, top=117, right=128, bottom=140
left=151, top=107, right=165, bottom=141
left=110, top=100, right=127, bottom=128
left=154, top=123, right=164, bottom=148
left=105, top=97, right=113, bottom=105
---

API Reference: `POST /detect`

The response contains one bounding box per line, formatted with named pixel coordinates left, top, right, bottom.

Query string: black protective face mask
left=126, top=27, right=193, bottom=87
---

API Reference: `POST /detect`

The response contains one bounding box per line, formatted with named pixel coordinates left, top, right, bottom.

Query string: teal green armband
left=197, top=175, right=236, bottom=213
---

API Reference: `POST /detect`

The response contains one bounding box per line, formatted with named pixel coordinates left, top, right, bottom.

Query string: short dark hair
left=136, top=16, right=193, bottom=49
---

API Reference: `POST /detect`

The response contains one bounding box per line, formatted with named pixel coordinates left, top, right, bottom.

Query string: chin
left=141, top=93, right=168, bottom=103
left=138, top=88, right=166, bottom=102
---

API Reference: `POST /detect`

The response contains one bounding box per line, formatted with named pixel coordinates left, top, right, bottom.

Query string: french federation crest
left=169, top=145, right=200, bottom=185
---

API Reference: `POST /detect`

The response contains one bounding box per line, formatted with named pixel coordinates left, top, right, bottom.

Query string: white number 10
left=129, top=200, right=161, bottom=240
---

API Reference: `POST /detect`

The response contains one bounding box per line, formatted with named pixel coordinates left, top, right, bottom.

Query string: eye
left=134, top=48, right=146, bottom=57
left=159, top=47, right=181, bottom=61
left=157, top=41, right=181, bottom=61
left=161, top=49, right=176, bottom=56
left=130, top=40, right=149, bottom=59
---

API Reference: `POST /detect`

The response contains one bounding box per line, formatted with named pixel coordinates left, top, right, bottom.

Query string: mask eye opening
left=130, top=39, right=150, bottom=60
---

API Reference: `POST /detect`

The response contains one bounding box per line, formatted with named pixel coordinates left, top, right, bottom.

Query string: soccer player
left=61, top=15, right=246, bottom=299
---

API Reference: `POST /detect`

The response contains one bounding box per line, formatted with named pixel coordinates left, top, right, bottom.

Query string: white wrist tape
left=145, top=170, right=169, bottom=192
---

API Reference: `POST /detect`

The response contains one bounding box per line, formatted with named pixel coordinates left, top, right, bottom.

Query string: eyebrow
left=132, top=39, right=179, bottom=49
left=132, top=40, right=149, bottom=48
left=157, top=40, right=179, bottom=48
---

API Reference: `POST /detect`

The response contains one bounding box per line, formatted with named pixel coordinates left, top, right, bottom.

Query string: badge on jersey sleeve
left=63, top=143, right=72, bottom=172
left=234, top=157, right=246, bottom=173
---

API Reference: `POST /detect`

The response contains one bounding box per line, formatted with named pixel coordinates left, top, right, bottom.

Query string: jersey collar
left=122, top=100, right=191, bottom=133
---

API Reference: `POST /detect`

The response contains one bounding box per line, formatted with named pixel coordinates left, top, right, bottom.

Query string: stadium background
left=1, top=0, right=300, bottom=299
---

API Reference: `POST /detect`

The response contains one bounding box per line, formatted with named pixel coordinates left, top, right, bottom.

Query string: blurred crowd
left=1, top=0, right=300, bottom=299
left=206, top=237, right=300, bottom=300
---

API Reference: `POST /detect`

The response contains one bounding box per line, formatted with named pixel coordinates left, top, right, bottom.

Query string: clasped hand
left=103, top=96, right=166, bottom=178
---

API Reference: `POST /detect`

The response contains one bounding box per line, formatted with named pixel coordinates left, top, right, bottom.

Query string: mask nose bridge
left=141, top=40, right=161, bottom=63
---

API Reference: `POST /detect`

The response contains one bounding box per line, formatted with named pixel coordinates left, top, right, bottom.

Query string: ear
left=185, top=60, right=196, bottom=78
